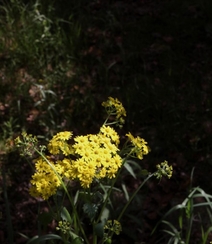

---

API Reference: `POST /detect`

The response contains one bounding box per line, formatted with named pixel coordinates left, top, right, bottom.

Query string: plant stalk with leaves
left=15, top=97, right=172, bottom=244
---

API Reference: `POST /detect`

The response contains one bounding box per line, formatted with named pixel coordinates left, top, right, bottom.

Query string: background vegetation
left=1, top=0, right=212, bottom=243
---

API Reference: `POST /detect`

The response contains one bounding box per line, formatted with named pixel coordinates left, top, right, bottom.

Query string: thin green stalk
left=185, top=215, right=192, bottom=244
left=35, top=149, right=89, bottom=244
left=117, top=173, right=153, bottom=222
left=104, top=121, right=119, bottom=126
left=96, top=157, right=128, bottom=224
left=92, top=232, right=97, bottom=244
left=103, top=114, right=111, bottom=125
left=185, top=198, right=193, bottom=244
left=96, top=176, right=116, bottom=224
left=96, top=150, right=138, bottom=224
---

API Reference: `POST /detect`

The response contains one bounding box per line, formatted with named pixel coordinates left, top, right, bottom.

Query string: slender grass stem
left=117, top=173, right=153, bottom=222
left=35, top=149, right=89, bottom=244
left=96, top=157, right=129, bottom=224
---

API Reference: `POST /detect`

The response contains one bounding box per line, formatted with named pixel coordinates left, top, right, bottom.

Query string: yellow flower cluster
left=102, top=97, right=126, bottom=125
left=126, top=132, right=149, bottom=159
left=68, top=125, right=122, bottom=188
left=30, top=126, right=122, bottom=199
left=30, top=157, right=72, bottom=200
left=26, top=97, right=170, bottom=201
left=48, top=131, right=73, bottom=155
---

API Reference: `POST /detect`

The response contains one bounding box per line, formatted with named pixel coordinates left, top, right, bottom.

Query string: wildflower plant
left=153, top=169, right=212, bottom=244
left=15, top=97, right=172, bottom=244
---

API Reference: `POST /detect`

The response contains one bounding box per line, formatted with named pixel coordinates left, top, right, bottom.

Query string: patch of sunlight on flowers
left=14, top=97, right=173, bottom=201
left=29, top=124, right=123, bottom=199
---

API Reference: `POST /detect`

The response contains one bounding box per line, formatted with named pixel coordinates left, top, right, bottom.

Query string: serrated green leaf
left=83, top=203, right=98, bottom=220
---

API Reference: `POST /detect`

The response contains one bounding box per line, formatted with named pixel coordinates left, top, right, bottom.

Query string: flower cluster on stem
left=14, top=97, right=173, bottom=244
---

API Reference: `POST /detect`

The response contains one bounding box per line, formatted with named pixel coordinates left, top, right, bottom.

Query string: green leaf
left=93, top=191, right=104, bottom=204
left=100, top=207, right=109, bottom=223
left=61, top=207, right=72, bottom=223
left=71, top=237, right=84, bottom=244
left=17, top=232, right=29, bottom=240
left=26, top=234, right=62, bottom=244
left=83, top=203, right=98, bottom=220
left=123, top=161, right=136, bottom=179
left=69, top=230, right=81, bottom=241
left=121, top=183, right=129, bottom=201
left=126, top=159, right=142, bottom=170
left=94, top=222, right=104, bottom=238
left=74, top=190, right=79, bottom=205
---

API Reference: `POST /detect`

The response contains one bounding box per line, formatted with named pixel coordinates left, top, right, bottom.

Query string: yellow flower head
left=30, top=157, right=72, bottom=200
left=71, top=130, right=122, bottom=188
left=102, top=97, right=126, bottom=125
left=100, top=125, right=120, bottom=145
left=126, top=132, right=149, bottom=160
left=48, top=131, right=73, bottom=155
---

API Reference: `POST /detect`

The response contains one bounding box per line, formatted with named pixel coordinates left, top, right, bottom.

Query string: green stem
left=103, top=114, right=111, bottom=125
left=35, top=149, right=89, bottom=244
left=96, top=158, right=127, bottom=224
left=96, top=152, right=136, bottom=224
left=185, top=199, right=193, bottom=244
left=92, top=231, right=97, bottom=244
left=185, top=214, right=192, bottom=244
left=117, top=173, right=153, bottom=222
left=104, top=121, right=119, bottom=126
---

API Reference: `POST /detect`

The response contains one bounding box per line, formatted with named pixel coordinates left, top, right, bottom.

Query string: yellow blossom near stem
left=29, top=185, right=40, bottom=198
left=48, top=131, right=73, bottom=155
left=16, top=97, right=172, bottom=203
left=52, top=131, right=73, bottom=141
left=100, top=125, right=120, bottom=145
left=30, top=157, right=69, bottom=200
left=35, top=157, right=52, bottom=172
left=30, top=170, right=60, bottom=200
left=126, top=132, right=149, bottom=159
left=71, top=131, right=122, bottom=188
left=102, top=97, right=126, bottom=125
left=56, top=158, right=72, bottom=175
